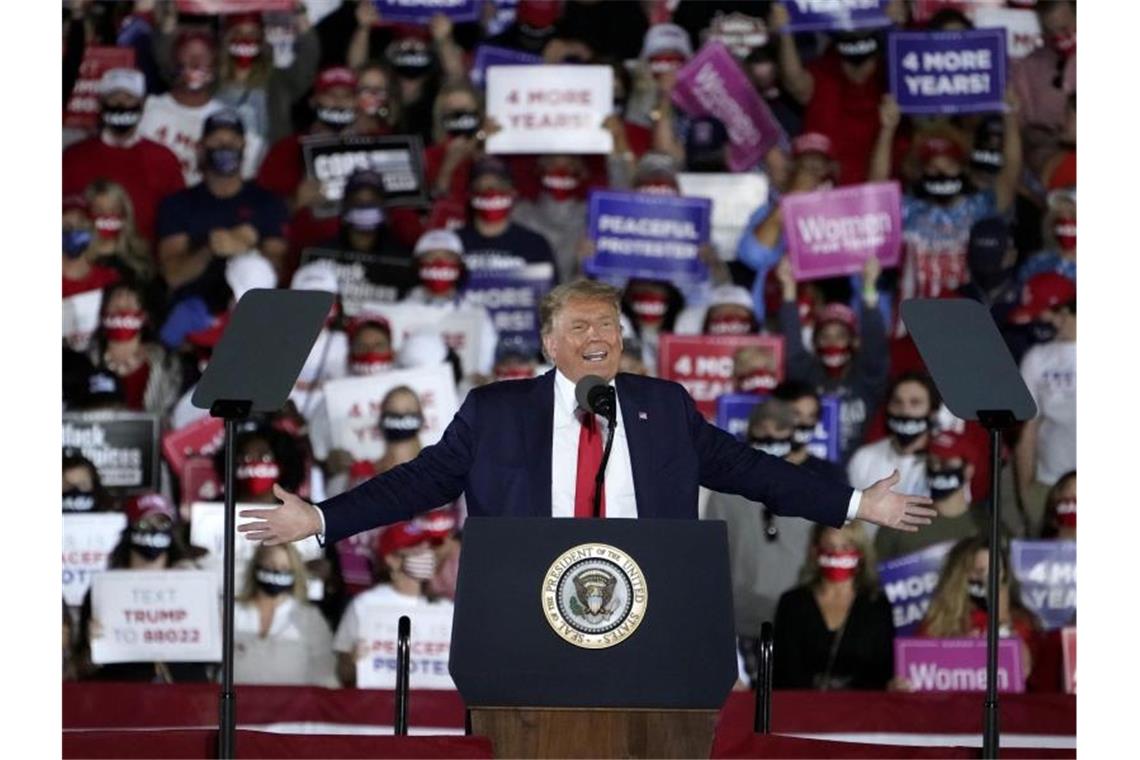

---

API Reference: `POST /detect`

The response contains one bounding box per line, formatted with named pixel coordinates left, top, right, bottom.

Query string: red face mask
left=635, top=181, right=680, bottom=196
left=419, top=259, right=463, bottom=295
left=818, top=548, right=861, bottom=582
left=1055, top=498, right=1076, bottom=529
left=737, top=369, right=777, bottom=394
left=706, top=316, right=752, bottom=336
left=237, top=459, right=279, bottom=497
left=818, top=345, right=852, bottom=377
left=630, top=293, right=668, bottom=327
left=471, top=192, right=513, bottom=224
left=1054, top=217, right=1076, bottom=251
left=228, top=37, right=261, bottom=68
left=1051, top=31, right=1076, bottom=57
left=350, top=350, right=394, bottom=376
left=93, top=214, right=124, bottom=240
left=649, top=52, right=687, bottom=76
left=540, top=169, right=581, bottom=202
left=495, top=365, right=534, bottom=381
left=102, top=310, right=145, bottom=342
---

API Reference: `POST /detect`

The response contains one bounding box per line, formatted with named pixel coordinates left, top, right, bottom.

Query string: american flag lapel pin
left=638, top=411, right=648, bottom=421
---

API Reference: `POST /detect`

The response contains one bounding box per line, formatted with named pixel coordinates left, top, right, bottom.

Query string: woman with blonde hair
left=772, top=522, right=895, bottom=690
left=84, top=179, right=153, bottom=282
left=233, top=542, right=337, bottom=686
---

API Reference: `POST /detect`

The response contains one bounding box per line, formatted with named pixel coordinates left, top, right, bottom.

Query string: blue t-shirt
left=1015, top=249, right=1076, bottom=286
left=900, top=190, right=999, bottom=299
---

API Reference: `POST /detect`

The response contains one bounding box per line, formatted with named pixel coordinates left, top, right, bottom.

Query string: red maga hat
left=1009, top=273, right=1076, bottom=324
left=376, top=521, right=432, bottom=559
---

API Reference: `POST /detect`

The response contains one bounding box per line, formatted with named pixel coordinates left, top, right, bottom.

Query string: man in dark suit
left=240, top=280, right=935, bottom=546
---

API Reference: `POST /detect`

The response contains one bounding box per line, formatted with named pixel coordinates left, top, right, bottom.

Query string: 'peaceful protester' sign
left=888, top=28, right=1007, bottom=114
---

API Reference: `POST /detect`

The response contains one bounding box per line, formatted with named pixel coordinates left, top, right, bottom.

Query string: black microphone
left=575, top=374, right=616, bottom=422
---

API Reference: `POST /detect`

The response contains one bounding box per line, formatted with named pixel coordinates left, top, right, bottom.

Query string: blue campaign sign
left=471, top=45, right=541, bottom=88
left=888, top=28, right=1007, bottom=114
left=461, top=263, right=554, bottom=346
left=373, top=0, right=479, bottom=24
left=714, top=393, right=841, bottom=462
left=785, top=0, right=891, bottom=32
left=878, top=541, right=955, bottom=636
left=584, top=190, right=711, bottom=285
left=1011, top=539, right=1076, bottom=631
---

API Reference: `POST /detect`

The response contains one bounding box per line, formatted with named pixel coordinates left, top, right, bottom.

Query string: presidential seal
left=541, top=543, right=648, bottom=649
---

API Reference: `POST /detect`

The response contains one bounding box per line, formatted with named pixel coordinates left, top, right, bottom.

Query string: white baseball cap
left=709, top=284, right=755, bottom=311
left=414, top=229, right=464, bottom=258
left=290, top=260, right=339, bottom=293
left=99, top=68, right=146, bottom=99
left=225, top=252, right=277, bottom=301
left=397, top=330, right=449, bottom=368
left=640, top=23, right=693, bottom=60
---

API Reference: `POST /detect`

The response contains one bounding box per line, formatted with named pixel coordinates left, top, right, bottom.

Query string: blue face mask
left=63, top=228, right=92, bottom=259
left=205, top=147, right=243, bottom=176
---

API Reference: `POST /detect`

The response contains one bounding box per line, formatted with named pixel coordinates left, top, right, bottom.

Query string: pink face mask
left=817, top=548, right=861, bottom=582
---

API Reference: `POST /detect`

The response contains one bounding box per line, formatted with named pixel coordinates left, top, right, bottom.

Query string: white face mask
left=401, top=550, right=437, bottom=581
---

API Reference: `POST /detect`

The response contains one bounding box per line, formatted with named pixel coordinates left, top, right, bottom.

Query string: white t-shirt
left=138, top=93, right=265, bottom=185
left=289, top=328, right=349, bottom=419
left=402, top=289, right=500, bottom=376
left=233, top=597, right=337, bottom=687
left=333, top=584, right=454, bottom=653
left=1019, top=340, right=1076, bottom=485
left=846, top=437, right=930, bottom=538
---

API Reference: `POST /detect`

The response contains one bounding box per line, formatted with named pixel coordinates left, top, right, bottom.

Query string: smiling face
left=542, top=296, right=623, bottom=384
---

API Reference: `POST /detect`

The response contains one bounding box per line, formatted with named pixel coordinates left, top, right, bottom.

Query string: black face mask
left=130, top=529, right=173, bottom=561
left=928, top=466, right=965, bottom=501
left=255, top=567, right=295, bottom=597
left=391, top=47, right=434, bottom=78
left=967, top=579, right=988, bottom=611
left=205, top=147, right=242, bottom=177
left=970, top=148, right=1003, bottom=174
left=316, top=106, right=355, bottom=131
left=919, top=173, right=965, bottom=201
left=381, top=412, right=423, bottom=442
left=835, top=34, right=880, bottom=65
left=792, top=424, right=816, bottom=451
left=749, top=436, right=793, bottom=458
left=442, top=110, right=481, bottom=138
left=101, top=105, right=142, bottom=134
left=62, top=488, right=96, bottom=512
left=1030, top=320, right=1058, bottom=343
left=887, top=414, right=929, bottom=447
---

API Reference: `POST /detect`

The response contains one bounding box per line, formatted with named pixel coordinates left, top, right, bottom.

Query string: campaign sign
left=888, top=29, right=1007, bottom=115
left=973, top=7, right=1042, bottom=60
left=471, top=45, right=541, bottom=88
left=176, top=0, right=293, bottom=12
left=63, top=412, right=161, bottom=495
left=677, top=173, right=770, bottom=262
left=301, top=134, right=428, bottom=215
left=782, top=181, right=902, bottom=281
left=373, top=0, right=479, bottom=24
left=356, top=603, right=456, bottom=689
left=189, top=502, right=323, bottom=587
left=715, top=393, right=840, bottom=462
left=1011, top=539, right=1076, bottom=631
left=658, top=334, right=785, bottom=420
left=321, top=364, right=459, bottom=461
left=1061, top=626, right=1075, bottom=694
left=162, top=416, right=224, bottom=477
left=671, top=42, right=784, bottom=172
left=64, top=46, right=136, bottom=131
left=354, top=301, right=486, bottom=377
left=784, top=0, right=891, bottom=32
left=707, top=12, right=769, bottom=59
left=63, top=289, right=103, bottom=352
left=895, top=637, right=1025, bottom=693
left=878, top=541, right=955, bottom=635
left=486, top=65, right=614, bottom=154
left=300, top=248, right=411, bottom=314
left=90, top=570, right=222, bottom=664
left=178, top=458, right=221, bottom=515
left=63, top=512, right=127, bottom=607
left=461, top=263, right=554, bottom=346
left=584, top=191, right=712, bottom=285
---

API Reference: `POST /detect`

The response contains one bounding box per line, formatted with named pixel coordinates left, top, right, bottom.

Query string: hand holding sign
left=238, top=483, right=323, bottom=545
left=856, top=470, right=937, bottom=533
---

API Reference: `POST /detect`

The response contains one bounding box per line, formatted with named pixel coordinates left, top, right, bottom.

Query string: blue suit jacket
left=319, top=371, right=854, bottom=544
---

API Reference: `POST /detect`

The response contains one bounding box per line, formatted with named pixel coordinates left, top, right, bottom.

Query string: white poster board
left=973, top=8, right=1043, bottom=60
left=354, top=302, right=485, bottom=379
left=486, top=65, right=614, bottom=154
left=189, top=501, right=323, bottom=588
left=90, top=569, right=222, bottom=664
left=355, top=603, right=456, bottom=689
left=63, top=512, right=127, bottom=607
left=321, top=363, right=459, bottom=461
left=63, top=289, right=103, bottom=352
left=677, top=172, right=770, bottom=261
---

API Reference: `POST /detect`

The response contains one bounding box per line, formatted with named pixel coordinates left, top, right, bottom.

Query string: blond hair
left=238, top=543, right=310, bottom=603
left=539, top=279, right=623, bottom=337
left=84, top=179, right=153, bottom=281
left=920, top=536, right=1029, bottom=637
left=798, top=522, right=881, bottom=598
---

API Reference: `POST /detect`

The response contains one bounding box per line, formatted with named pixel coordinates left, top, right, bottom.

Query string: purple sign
left=1011, top=539, right=1077, bottom=631
left=781, top=181, right=902, bottom=281
left=878, top=541, right=954, bottom=635
left=471, top=45, right=541, bottom=88
left=671, top=41, right=784, bottom=172
left=715, top=393, right=840, bottom=462
left=373, top=0, right=479, bottom=24
left=785, top=0, right=891, bottom=32
left=460, top=263, right=553, bottom=346
left=888, top=29, right=1007, bottom=115
left=584, top=190, right=711, bottom=285
left=895, top=637, right=1026, bottom=693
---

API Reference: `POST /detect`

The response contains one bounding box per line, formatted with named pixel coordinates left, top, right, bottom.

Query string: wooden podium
left=450, top=518, right=737, bottom=759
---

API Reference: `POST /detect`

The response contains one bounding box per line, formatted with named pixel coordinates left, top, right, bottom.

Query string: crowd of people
left=61, top=0, right=1076, bottom=694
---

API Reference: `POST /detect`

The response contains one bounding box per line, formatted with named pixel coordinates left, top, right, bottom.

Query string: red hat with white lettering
left=413, top=508, right=458, bottom=541
left=928, top=430, right=976, bottom=463
left=125, top=493, right=176, bottom=526
left=917, top=135, right=966, bottom=165
left=792, top=132, right=834, bottom=160
left=816, top=302, right=856, bottom=332
left=377, top=521, right=432, bottom=558
left=315, top=66, right=358, bottom=94
left=1009, top=273, right=1076, bottom=324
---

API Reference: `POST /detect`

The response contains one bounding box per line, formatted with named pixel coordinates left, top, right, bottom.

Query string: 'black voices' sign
left=301, top=134, right=428, bottom=217
left=63, top=411, right=161, bottom=495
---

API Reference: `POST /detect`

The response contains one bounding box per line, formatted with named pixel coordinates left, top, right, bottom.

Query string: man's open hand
left=856, top=470, right=937, bottom=532
left=238, top=484, right=322, bottom=545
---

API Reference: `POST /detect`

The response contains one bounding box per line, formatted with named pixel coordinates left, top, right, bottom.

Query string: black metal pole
left=982, top=424, right=1002, bottom=758
left=593, top=414, right=617, bottom=518
left=219, top=416, right=238, bottom=759
left=753, top=622, right=773, bottom=734
left=395, top=615, right=411, bottom=736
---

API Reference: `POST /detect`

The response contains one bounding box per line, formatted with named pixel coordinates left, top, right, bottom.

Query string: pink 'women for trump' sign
left=895, top=637, right=1026, bottom=693
left=781, top=181, right=903, bottom=281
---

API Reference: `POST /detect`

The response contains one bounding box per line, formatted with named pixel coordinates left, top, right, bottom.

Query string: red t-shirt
left=62, top=136, right=185, bottom=242
left=803, top=51, right=887, bottom=186
left=256, top=133, right=304, bottom=199
left=118, top=361, right=151, bottom=411
left=62, top=265, right=120, bottom=298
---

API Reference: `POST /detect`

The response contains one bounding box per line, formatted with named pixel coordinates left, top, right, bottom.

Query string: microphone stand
left=593, top=411, right=617, bottom=519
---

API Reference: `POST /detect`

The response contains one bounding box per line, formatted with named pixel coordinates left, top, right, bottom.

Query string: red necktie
left=574, top=411, right=606, bottom=518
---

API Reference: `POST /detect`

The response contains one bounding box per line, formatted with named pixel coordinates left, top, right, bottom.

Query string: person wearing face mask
left=62, top=449, right=111, bottom=514
left=486, top=0, right=564, bottom=56
left=772, top=523, right=894, bottom=690
left=1017, top=187, right=1077, bottom=288
left=701, top=285, right=760, bottom=336
left=869, top=93, right=1022, bottom=302
left=957, top=217, right=1022, bottom=313
left=1010, top=274, right=1076, bottom=537
left=1041, top=470, right=1076, bottom=541
left=620, top=278, right=684, bottom=374
left=332, top=519, right=454, bottom=687
left=769, top=380, right=849, bottom=482
left=1010, top=1, right=1076, bottom=178
left=140, top=29, right=266, bottom=185
left=513, top=155, right=591, bottom=282
left=492, top=336, right=545, bottom=382
left=847, top=372, right=940, bottom=537
left=353, top=61, right=403, bottom=137
left=423, top=81, right=501, bottom=211
left=638, top=23, right=694, bottom=166
left=156, top=109, right=288, bottom=297
left=64, top=67, right=185, bottom=243
left=233, top=543, right=337, bottom=686
left=874, top=431, right=992, bottom=563
left=744, top=39, right=803, bottom=137
left=287, top=262, right=350, bottom=422
left=777, top=256, right=888, bottom=465
left=87, top=280, right=182, bottom=417
left=458, top=158, right=556, bottom=277
left=215, top=426, right=307, bottom=506
left=62, top=196, right=122, bottom=299
left=83, top=180, right=154, bottom=283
